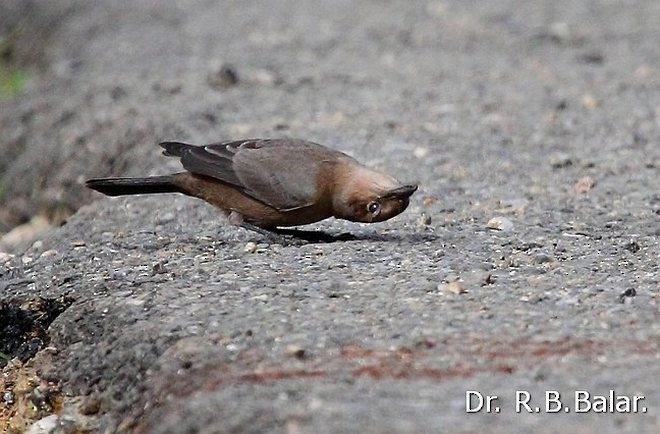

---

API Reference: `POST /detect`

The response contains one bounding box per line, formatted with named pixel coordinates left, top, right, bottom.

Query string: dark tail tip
left=86, top=176, right=180, bottom=196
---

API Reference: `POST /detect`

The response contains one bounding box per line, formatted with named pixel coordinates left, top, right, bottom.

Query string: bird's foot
left=238, top=222, right=308, bottom=246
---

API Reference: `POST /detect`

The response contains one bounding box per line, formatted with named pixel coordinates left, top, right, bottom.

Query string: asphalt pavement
left=0, top=1, right=658, bottom=433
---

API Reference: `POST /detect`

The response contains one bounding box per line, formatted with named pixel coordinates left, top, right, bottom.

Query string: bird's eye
left=367, top=202, right=380, bottom=214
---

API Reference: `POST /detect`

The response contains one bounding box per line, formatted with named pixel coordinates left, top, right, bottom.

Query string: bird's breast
left=174, top=173, right=332, bottom=228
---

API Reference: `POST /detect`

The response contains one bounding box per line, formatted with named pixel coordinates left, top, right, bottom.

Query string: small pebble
left=445, top=273, right=459, bottom=282
left=244, top=242, right=258, bottom=253
left=40, top=250, right=58, bottom=258
left=152, top=262, right=167, bottom=275
left=549, top=22, right=571, bottom=42
left=413, top=147, right=429, bottom=158
left=624, top=241, right=641, bottom=253
left=208, top=64, right=239, bottom=89
left=250, top=68, right=280, bottom=86
left=581, top=94, right=600, bottom=110
left=285, top=345, right=307, bottom=359
left=618, top=288, right=636, bottom=304
left=574, top=176, right=596, bottom=193
left=417, top=213, right=432, bottom=228
left=528, top=294, right=545, bottom=304
left=439, top=281, right=467, bottom=295
left=422, top=197, right=435, bottom=206
left=486, top=216, right=514, bottom=232
left=3, top=391, right=14, bottom=404
left=550, top=154, right=573, bottom=169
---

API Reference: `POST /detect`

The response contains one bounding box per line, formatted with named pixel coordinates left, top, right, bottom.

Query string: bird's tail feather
left=85, top=176, right=182, bottom=196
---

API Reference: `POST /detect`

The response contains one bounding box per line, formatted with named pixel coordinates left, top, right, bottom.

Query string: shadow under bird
left=86, top=139, right=418, bottom=242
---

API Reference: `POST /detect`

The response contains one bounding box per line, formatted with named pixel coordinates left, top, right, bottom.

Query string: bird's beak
left=381, top=184, right=418, bottom=199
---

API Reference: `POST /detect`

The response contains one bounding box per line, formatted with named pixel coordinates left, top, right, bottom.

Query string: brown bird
left=86, top=139, right=417, bottom=242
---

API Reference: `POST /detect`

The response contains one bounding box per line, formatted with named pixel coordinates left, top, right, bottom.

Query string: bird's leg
left=228, top=211, right=306, bottom=246
left=227, top=211, right=356, bottom=245
left=245, top=224, right=311, bottom=246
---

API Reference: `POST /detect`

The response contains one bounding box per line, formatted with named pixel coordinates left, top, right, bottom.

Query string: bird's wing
left=170, top=139, right=354, bottom=211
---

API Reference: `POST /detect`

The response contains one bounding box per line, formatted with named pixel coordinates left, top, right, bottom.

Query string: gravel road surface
left=1, top=1, right=658, bottom=433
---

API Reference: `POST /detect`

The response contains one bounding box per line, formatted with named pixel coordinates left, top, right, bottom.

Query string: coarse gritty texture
left=0, top=0, right=659, bottom=433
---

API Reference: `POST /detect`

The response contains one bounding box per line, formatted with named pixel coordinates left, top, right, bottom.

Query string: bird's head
left=333, top=167, right=418, bottom=223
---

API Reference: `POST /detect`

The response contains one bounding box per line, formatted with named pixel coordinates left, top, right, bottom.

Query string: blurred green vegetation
left=0, top=66, right=26, bottom=96
left=0, top=25, right=28, bottom=98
